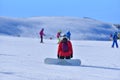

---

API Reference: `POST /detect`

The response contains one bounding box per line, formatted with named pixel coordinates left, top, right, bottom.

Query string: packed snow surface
left=0, top=35, right=120, bottom=80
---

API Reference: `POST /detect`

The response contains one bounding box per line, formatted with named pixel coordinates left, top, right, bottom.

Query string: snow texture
left=0, top=35, right=120, bottom=80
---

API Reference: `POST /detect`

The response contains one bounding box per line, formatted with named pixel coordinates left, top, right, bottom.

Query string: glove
left=71, top=54, right=73, bottom=58
left=57, top=54, right=59, bottom=58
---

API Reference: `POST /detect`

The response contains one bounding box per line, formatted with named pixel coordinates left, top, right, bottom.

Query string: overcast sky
left=0, top=0, right=120, bottom=23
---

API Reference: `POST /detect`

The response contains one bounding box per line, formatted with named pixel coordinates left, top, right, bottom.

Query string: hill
left=0, top=16, right=118, bottom=40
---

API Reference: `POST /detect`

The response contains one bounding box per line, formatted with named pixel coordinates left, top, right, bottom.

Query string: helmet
left=58, top=30, right=62, bottom=33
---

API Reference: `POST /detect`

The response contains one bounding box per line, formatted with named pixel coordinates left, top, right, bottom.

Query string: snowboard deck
left=44, top=58, right=81, bottom=66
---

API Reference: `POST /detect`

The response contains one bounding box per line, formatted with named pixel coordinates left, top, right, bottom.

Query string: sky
left=0, top=0, right=120, bottom=24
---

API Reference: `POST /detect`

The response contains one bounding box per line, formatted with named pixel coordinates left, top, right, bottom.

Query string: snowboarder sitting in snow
left=57, top=36, right=73, bottom=59
left=112, top=32, right=119, bottom=48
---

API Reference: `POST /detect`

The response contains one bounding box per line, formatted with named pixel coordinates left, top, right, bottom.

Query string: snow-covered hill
left=0, top=16, right=118, bottom=40
left=0, top=35, right=120, bottom=80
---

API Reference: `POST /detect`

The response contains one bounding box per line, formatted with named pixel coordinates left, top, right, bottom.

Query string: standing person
left=57, top=37, right=73, bottom=59
left=39, top=28, right=45, bottom=43
left=66, top=31, right=71, bottom=40
left=112, top=32, right=119, bottom=48
left=118, top=32, right=120, bottom=40
left=56, top=30, right=62, bottom=44
left=110, top=33, right=113, bottom=41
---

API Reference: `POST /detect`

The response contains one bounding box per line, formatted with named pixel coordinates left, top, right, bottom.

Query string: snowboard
left=44, top=58, right=81, bottom=66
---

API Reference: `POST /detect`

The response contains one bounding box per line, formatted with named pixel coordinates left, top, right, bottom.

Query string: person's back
left=66, top=31, right=71, bottom=40
left=57, top=37, right=73, bottom=59
left=39, top=28, right=44, bottom=36
left=112, top=32, right=119, bottom=48
left=57, top=32, right=61, bottom=38
left=113, top=32, right=118, bottom=41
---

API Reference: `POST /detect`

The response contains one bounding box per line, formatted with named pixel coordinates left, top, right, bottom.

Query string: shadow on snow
left=80, top=64, right=120, bottom=71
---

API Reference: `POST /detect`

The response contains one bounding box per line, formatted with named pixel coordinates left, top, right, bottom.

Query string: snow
left=0, top=35, right=120, bottom=80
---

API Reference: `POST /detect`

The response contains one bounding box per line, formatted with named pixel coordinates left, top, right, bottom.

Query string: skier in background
left=118, top=32, right=120, bottom=40
left=66, top=31, right=71, bottom=40
left=56, top=30, right=62, bottom=44
left=109, top=33, right=113, bottom=41
left=112, top=32, right=119, bottom=48
left=39, top=28, right=45, bottom=43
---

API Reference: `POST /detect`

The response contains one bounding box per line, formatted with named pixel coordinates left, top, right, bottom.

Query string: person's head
left=58, top=30, right=62, bottom=33
left=114, top=32, right=118, bottom=35
left=68, top=31, right=70, bottom=33
left=62, top=37, right=68, bottom=43
left=41, top=28, right=44, bottom=31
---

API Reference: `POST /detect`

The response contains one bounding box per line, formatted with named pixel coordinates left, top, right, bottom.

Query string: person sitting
left=57, top=37, right=73, bottom=59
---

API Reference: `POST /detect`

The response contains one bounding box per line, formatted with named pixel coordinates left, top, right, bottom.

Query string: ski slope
left=0, top=35, right=120, bottom=80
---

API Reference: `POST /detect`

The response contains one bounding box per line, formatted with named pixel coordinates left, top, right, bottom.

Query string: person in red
left=57, top=37, right=73, bottom=59
left=39, top=28, right=45, bottom=43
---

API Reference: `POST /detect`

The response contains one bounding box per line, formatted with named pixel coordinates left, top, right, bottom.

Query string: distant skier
left=109, top=33, right=113, bottom=41
left=57, top=36, right=73, bottom=59
left=39, top=28, right=45, bottom=43
left=56, top=30, right=62, bottom=44
left=112, top=32, right=119, bottom=48
left=118, top=33, right=120, bottom=40
left=66, top=31, right=71, bottom=40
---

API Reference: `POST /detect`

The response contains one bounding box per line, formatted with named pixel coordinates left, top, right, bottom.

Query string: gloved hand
left=57, top=54, right=59, bottom=58
left=71, top=54, right=73, bottom=58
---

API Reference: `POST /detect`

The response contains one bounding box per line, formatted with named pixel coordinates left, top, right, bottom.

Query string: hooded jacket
left=58, top=39, right=73, bottom=57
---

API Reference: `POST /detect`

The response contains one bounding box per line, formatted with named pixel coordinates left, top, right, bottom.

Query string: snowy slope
left=0, top=16, right=118, bottom=40
left=0, top=35, right=120, bottom=80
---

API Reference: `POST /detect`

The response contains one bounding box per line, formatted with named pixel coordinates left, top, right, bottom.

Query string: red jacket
left=58, top=40, right=73, bottom=57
